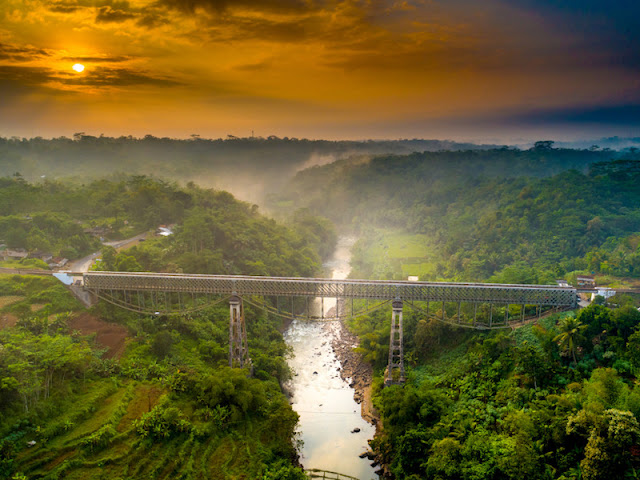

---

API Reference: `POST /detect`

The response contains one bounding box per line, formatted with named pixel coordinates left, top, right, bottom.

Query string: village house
left=47, top=257, right=69, bottom=269
left=30, top=251, right=53, bottom=263
left=2, top=248, right=28, bottom=261
left=576, top=275, right=596, bottom=288
left=83, top=226, right=111, bottom=237
left=591, top=287, right=616, bottom=302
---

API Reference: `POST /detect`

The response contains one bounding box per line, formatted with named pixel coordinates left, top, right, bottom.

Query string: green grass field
left=354, top=230, right=441, bottom=280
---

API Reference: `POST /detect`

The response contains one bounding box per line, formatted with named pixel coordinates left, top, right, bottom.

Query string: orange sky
left=1, top=0, right=639, bottom=141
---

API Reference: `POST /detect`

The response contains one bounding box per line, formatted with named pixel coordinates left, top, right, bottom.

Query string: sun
left=72, top=63, right=85, bottom=73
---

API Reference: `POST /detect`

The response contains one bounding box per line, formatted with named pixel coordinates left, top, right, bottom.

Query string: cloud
left=233, top=59, right=273, bottom=71
left=60, top=66, right=182, bottom=87
left=0, top=65, right=56, bottom=87
left=0, top=66, right=68, bottom=109
left=0, top=43, right=51, bottom=62
left=62, top=55, right=132, bottom=63
left=136, top=12, right=170, bottom=28
left=96, top=5, right=137, bottom=22
left=46, top=0, right=102, bottom=14
left=0, top=63, right=182, bottom=96
left=157, top=0, right=314, bottom=14
left=505, top=0, right=640, bottom=70
left=205, top=15, right=316, bottom=42
left=45, top=0, right=154, bottom=25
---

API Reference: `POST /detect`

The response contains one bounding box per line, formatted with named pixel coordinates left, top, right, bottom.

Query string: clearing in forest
left=68, top=312, right=129, bottom=359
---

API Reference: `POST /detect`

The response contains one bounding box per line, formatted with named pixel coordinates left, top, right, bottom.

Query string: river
left=284, top=236, right=379, bottom=480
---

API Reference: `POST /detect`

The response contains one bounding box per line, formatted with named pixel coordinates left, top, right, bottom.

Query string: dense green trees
left=0, top=275, right=305, bottom=478
left=0, top=175, right=335, bottom=277
left=365, top=304, right=640, bottom=479
left=0, top=172, right=334, bottom=478
left=311, top=151, right=640, bottom=480
left=276, top=151, right=640, bottom=283
left=554, top=317, right=586, bottom=365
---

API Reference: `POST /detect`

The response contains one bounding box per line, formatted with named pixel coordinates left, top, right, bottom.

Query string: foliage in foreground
left=0, top=283, right=305, bottom=478
left=368, top=305, right=640, bottom=479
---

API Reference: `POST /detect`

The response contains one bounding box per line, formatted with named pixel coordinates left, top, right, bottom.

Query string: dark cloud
left=207, top=15, right=314, bottom=42
left=505, top=0, right=640, bottom=70
left=49, top=4, right=81, bottom=13
left=0, top=66, right=70, bottom=109
left=63, top=55, right=132, bottom=63
left=0, top=43, right=50, bottom=62
left=136, top=12, right=170, bottom=28
left=47, top=0, right=152, bottom=25
left=46, top=0, right=96, bottom=13
left=233, top=59, right=273, bottom=71
left=59, top=66, right=182, bottom=87
left=157, top=0, right=314, bottom=14
left=0, top=65, right=56, bottom=86
left=0, top=64, right=181, bottom=94
left=96, top=5, right=137, bottom=22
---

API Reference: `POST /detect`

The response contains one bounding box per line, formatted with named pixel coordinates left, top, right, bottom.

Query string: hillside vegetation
left=0, top=274, right=308, bottom=479
left=273, top=147, right=640, bottom=479
left=0, top=176, right=339, bottom=480
left=275, top=148, right=640, bottom=284
left=0, top=175, right=336, bottom=276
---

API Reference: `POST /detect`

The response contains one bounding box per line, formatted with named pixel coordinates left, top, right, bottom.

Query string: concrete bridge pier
left=229, top=295, right=252, bottom=372
left=385, top=298, right=405, bottom=386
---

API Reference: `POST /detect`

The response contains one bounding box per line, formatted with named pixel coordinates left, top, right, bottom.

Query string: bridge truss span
left=83, top=272, right=577, bottom=307
left=82, top=271, right=578, bottom=384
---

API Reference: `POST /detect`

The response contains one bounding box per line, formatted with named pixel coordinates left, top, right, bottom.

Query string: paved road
left=103, top=232, right=149, bottom=250
left=66, top=252, right=101, bottom=273
left=65, top=231, right=149, bottom=273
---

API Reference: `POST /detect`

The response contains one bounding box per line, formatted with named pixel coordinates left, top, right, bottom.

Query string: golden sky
left=1, top=0, right=639, bottom=140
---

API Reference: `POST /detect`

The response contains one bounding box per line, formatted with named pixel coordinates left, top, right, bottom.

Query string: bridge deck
left=83, top=272, right=577, bottom=306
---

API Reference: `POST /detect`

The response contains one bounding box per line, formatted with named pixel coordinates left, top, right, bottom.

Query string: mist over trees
left=273, top=147, right=640, bottom=282
left=269, top=147, right=640, bottom=480
left=0, top=175, right=335, bottom=277
left=0, top=174, right=339, bottom=479
left=0, top=135, right=501, bottom=204
left=2, top=137, right=640, bottom=480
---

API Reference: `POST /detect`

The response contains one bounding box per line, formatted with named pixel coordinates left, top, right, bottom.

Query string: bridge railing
left=306, top=468, right=362, bottom=480
left=83, top=272, right=577, bottom=307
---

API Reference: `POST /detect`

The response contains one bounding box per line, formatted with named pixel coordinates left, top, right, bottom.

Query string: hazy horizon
left=1, top=1, right=638, bottom=142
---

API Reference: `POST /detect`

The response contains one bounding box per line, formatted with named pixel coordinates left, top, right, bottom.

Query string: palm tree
left=553, top=316, right=586, bottom=365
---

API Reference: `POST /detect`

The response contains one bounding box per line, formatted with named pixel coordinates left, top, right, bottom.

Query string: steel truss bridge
left=82, top=272, right=577, bottom=385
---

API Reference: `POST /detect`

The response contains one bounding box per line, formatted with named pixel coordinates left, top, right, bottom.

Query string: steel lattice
left=83, top=272, right=578, bottom=307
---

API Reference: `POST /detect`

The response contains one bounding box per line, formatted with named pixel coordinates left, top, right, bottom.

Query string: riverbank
left=328, top=312, right=379, bottom=426
left=284, top=235, right=378, bottom=479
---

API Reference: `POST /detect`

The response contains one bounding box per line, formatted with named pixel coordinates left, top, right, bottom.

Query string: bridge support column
left=385, top=299, right=405, bottom=386
left=229, top=295, right=252, bottom=372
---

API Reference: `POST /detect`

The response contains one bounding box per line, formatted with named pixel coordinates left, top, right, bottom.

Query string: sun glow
left=72, top=63, right=85, bottom=73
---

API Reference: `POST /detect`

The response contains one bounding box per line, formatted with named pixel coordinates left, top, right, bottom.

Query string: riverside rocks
left=327, top=301, right=379, bottom=425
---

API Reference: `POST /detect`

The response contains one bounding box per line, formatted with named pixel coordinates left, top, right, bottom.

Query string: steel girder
left=83, top=272, right=577, bottom=307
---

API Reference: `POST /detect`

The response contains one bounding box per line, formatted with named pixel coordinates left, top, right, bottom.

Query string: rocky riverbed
left=326, top=304, right=378, bottom=426
left=284, top=235, right=380, bottom=479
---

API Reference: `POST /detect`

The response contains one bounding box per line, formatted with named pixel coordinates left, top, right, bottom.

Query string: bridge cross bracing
left=82, top=272, right=577, bottom=306
left=82, top=272, right=578, bottom=383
